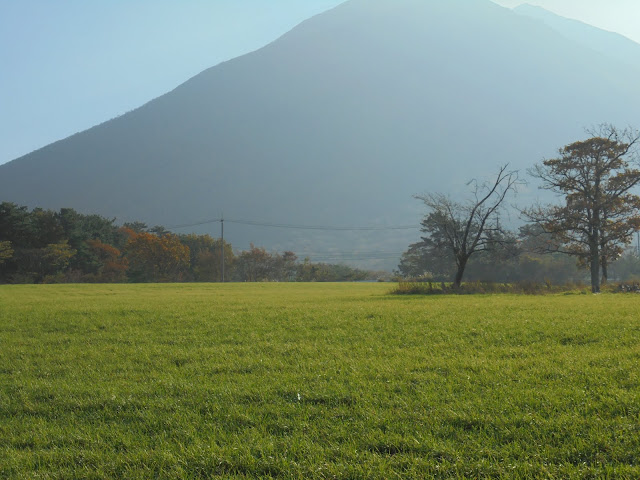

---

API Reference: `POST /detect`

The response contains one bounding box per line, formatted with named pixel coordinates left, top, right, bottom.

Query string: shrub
left=391, top=280, right=580, bottom=296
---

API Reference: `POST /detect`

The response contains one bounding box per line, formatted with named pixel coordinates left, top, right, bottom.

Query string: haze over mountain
left=2, top=0, right=639, bottom=267
left=513, top=3, right=640, bottom=73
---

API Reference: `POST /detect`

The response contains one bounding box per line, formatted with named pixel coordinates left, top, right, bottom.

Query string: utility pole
left=221, top=214, right=225, bottom=283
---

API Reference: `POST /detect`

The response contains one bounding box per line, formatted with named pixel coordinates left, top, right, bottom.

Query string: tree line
left=400, top=125, right=640, bottom=293
left=0, top=204, right=371, bottom=284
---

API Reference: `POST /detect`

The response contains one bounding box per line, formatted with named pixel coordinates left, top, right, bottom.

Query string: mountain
left=1, top=0, right=639, bottom=268
left=513, top=4, right=640, bottom=74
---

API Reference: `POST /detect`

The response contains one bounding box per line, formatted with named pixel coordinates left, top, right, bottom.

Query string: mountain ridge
left=1, top=0, right=639, bottom=267
left=513, top=3, right=640, bottom=72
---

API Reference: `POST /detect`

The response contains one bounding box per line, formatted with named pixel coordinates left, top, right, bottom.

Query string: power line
left=303, top=256, right=402, bottom=262
left=167, top=217, right=418, bottom=231
left=164, top=217, right=412, bottom=265
left=296, top=251, right=403, bottom=258
left=297, top=250, right=404, bottom=255
left=167, top=219, right=221, bottom=229
left=227, top=219, right=416, bottom=231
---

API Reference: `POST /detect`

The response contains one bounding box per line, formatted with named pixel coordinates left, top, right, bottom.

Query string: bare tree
left=415, top=165, right=519, bottom=288
left=524, top=125, right=640, bottom=292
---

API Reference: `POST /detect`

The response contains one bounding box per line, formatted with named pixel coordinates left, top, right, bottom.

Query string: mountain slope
left=513, top=4, right=640, bottom=73
left=1, top=0, right=639, bottom=266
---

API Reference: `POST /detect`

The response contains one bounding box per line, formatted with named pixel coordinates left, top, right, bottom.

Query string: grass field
left=1, top=283, right=640, bottom=479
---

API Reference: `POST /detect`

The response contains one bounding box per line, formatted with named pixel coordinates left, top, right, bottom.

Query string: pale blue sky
left=0, top=0, right=343, bottom=165
left=1, top=0, right=638, bottom=166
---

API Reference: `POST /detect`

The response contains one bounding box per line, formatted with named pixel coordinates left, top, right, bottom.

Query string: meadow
left=1, top=283, right=639, bottom=479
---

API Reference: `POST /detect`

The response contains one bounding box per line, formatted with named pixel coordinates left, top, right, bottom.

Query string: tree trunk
left=590, top=243, right=601, bottom=293
left=453, top=256, right=468, bottom=289
left=601, top=258, right=608, bottom=285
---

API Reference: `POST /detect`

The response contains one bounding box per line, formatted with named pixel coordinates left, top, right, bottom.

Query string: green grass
left=1, top=283, right=640, bottom=479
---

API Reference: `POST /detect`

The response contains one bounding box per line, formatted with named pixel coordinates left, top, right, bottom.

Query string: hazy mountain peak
left=1, top=0, right=639, bottom=268
left=513, top=4, right=550, bottom=16
left=513, top=3, right=640, bottom=71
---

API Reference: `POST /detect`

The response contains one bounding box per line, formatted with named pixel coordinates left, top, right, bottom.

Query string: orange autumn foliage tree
left=122, top=228, right=190, bottom=282
left=87, top=238, right=129, bottom=282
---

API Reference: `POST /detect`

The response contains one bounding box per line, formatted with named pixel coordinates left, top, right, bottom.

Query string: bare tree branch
left=414, top=165, right=519, bottom=287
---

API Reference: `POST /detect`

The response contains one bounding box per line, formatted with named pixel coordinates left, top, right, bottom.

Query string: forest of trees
left=0, top=203, right=372, bottom=284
